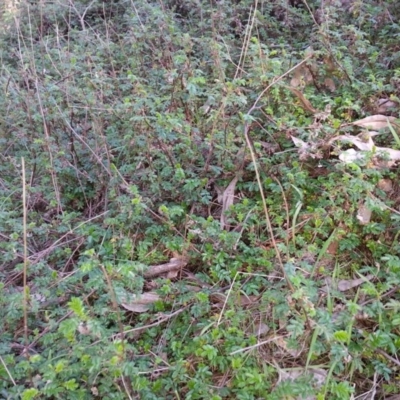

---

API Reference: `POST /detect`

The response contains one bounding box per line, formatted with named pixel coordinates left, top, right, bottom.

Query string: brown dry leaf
left=375, top=146, right=400, bottom=162
left=290, top=49, right=316, bottom=87
left=220, top=172, right=242, bottom=230
left=77, top=322, right=92, bottom=335
left=211, top=293, right=258, bottom=307
left=238, top=294, right=259, bottom=306
left=326, top=239, right=339, bottom=256
left=321, top=274, right=374, bottom=292
left=165, top=270, right=179, bottom=279
left=377, top=179, right=393, bottom=192
left=357, top=202, right=372, bottom=225
left=287, top=86, right=318, bottom=114
left=121, top=292, right=160, bottom=313
left=323, top=77, right=336, bottom=92
left=375, top=98, right=398, bottom=114
left=290, top=65, right=314, bottom=87
left=352, top=115, right=399, bottom=130
left=253, top=322, right=270, bottom=337
left=331, top=133, right=400, bottom=168
left=275, top=336, right=302, bottom=358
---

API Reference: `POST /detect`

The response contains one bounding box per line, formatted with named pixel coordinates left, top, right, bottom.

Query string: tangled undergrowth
left=1, top=0, right=400, bottom=398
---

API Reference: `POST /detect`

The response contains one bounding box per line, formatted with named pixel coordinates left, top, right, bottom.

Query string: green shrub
left=1, top=0, right=400, bottom=398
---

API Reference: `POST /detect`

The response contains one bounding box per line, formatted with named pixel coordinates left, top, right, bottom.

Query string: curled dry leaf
left=121, top=292, right=160, bottom=313
left=352, top=115, right=399, bottom=130
left=329, top=134, right=376, bottom=151
left=375, top=146, right=400, bottom=161
left=323, top=77, right=336, bottom=92
left=291, top=136, right=310, bottom=150
left=219, top=172, right=242, bottom=230
left=144, top=256, right=188, bottom=278
left=331, top=133, right=400, bottom=167
left=321, top=274, right=374, bottom=293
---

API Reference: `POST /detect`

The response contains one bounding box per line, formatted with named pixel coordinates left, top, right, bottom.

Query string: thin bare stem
left=0, top=355, right=16, bottom=386
left=34, top=80, right=63, bottom=214
left=230, top=335, right=286, bottom=355
left=234, top=0, right=258, bottom=79
left=21, top=157, right=29, bottom=351
left=244, top=129, right=294, bottom=292
left=272, top=176, right=290, bottom=257
left=217, top=271, right=239, bottom=326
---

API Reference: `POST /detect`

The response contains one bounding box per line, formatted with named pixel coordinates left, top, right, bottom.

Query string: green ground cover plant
left=1, top=0, right=400, bottom=398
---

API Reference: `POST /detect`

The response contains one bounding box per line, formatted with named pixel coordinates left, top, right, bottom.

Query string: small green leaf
left=21, top=388, right=39, bottom=400
left=68, top=297, right=87, bottom=320
left=63, top=379, right=79, bottom=391
left=334, top=330, right=350, bottom=342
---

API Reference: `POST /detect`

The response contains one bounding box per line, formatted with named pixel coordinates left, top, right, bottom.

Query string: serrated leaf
left=21, top=388, right=39, bottom=400
left=391, top=317, right=400, bottom=326
left=68, top=297, right=86, bottom=319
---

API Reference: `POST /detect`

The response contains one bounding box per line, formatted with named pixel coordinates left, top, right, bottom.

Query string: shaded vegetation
left=1, top=0, right=400, bottom=398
